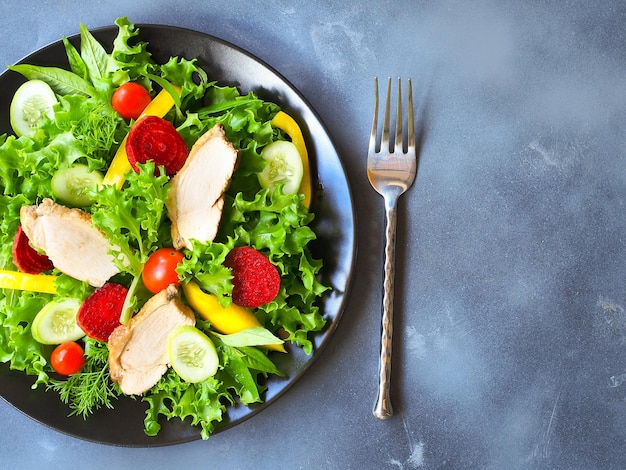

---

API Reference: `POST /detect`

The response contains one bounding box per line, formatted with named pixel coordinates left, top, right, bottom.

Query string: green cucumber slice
left=31, top=298, right=85, bottom=345
left=51, top=164, right=103, bottom=207
left=168, top=326, right=219, bottom=383
left=258, top=140, right=303, bottom=195
left=10, top=80, right=58, bottom=137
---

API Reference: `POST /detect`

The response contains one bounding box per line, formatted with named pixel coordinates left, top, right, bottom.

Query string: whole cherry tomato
left=142, top=248, right=185, bottom=294
left=50, top=341, right=85, bottom=375
left=111, top=82, right=151, bottom=120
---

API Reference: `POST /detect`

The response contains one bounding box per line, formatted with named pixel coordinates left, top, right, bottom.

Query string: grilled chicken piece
left=166, top=123, right=239, bottom=250
left=108, top=285, right=196, bottom=395
left=20, top=198, right=122, bottom=287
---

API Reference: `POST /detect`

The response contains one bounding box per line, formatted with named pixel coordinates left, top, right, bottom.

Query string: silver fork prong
left=395, top=77, right=403, bottom=153
left=381, top=77, right=392, bottom=153
left=407, top=78, right=415, bottom=153
left=368, top=77, right=379, bottom=155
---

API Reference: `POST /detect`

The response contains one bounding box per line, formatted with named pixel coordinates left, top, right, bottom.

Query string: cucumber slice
left=10, top=80, right=58, bottom=137
left=258, top=140, right=303, bottom=195
left=51, top=164, right=103, bottom=207
left=31, top=298, right=85, bottom=345
left=168, top=326, right=219, bottom=383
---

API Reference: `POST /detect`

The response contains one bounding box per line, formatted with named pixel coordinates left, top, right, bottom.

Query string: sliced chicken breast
left=166, top=123, right=239, bottom=250
left=108, top=285, right=196, bottom=395
left=20, top=198, right=122, bottom=287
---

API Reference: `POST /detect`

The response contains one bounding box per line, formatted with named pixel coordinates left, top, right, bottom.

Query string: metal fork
left=368, top=77, right=417, bottom=420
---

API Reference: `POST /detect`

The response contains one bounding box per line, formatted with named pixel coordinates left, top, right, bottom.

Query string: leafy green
left=8, top=64, right=94, bottom=96
left=53, top=274, right=93, bottom=300
left=213, top=327, right=284, bottom=348
left=79, top=23, right=109, bottom=83
left=179, top=241, right=233, bottom=300
left=90, top=162, right=171, bottom=275
left=180, top=85, right=277, bottom=150
left=159, top=57, right=208, bottom=110
left=219, top=342, right=284, bottom=404
left=143, top=368, right=230, bottom=440
left=0, top=290, right=50, bottom=385
left=108, top=17, right=155, bottom=87
left=62, top=37, right=89, bottom=80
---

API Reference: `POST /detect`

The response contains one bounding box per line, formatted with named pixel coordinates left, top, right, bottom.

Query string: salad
left=0, top=17, right=328, bottom=440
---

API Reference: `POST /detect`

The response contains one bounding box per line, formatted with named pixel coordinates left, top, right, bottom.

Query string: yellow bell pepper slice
left=0, top=270, right=58, bottom=294
left=271, top=111, right=312, bottom=208
left=182, top=281, right=285, bottom=352
left=102, top=85, right=182, bottom=189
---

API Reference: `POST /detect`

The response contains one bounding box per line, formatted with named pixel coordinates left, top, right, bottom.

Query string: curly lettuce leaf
left=143, top=368, right=231, bottom=440
left=0, top=290, right=51, bottom=386
left=107, top=17, right=156, bottom=88
left=181, top=85, right=277, bottom=147
left=90, top=162, right=171, bottom=275
left=0, top=196, right=50, bottom=385
left=53, top=274, right=93, bottom=301
left=0, top=131, right=85, bottom=199
left=159, top=56, right=209, bottom=111
left=178, top=241, right=233, bottom=299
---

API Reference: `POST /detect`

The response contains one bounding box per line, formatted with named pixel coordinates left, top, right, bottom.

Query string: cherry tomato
left=50, top=341, right=85, bottom=376
left=142, top=248, right=185, bottom=294
left=111, top=82, right=152, bottom=120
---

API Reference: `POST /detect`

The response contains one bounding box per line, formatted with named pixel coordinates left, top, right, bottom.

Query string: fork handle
left=373, top=196, right=398, bottom=420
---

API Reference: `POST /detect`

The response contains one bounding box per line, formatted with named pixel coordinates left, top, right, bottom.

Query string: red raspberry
left=77, top=282, right=128, bottom=341
left=224, top=246, right=280, bottom=308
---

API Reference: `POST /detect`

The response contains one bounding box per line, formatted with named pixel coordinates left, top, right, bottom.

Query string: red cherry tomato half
left=142, top=248, right=185, bottom=294
left=111, top=82, right=152, bottom=120
left=50, top=341, right=85, bottom=376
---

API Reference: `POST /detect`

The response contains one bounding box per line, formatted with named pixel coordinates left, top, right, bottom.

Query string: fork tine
left=370, top=77, right=415, bottom=156
left=394, top=78, right=403, bottom=153
left=381, top=77, right=391, bottom=153
left=407, top=78, right=415, bottom=153
left=368, top=77, right=379, bottom=155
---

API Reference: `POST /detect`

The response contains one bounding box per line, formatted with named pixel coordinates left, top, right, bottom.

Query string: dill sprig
left=72, top=102, right=121, bottom=163
left=47, top=337, right=120, bottom=419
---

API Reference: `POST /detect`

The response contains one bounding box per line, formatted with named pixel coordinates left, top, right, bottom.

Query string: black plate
left=0, top=24, right=355, bottom=446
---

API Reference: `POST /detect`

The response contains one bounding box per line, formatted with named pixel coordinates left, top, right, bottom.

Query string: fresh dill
left=47, top=337, right=120, bottom=418
left=72, top=103, right=121, bottom=163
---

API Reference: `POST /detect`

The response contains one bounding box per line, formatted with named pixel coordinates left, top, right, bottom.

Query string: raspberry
left=224, top=246, right=280, bottom=308
left=77, top=282, right=128, bottom=341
